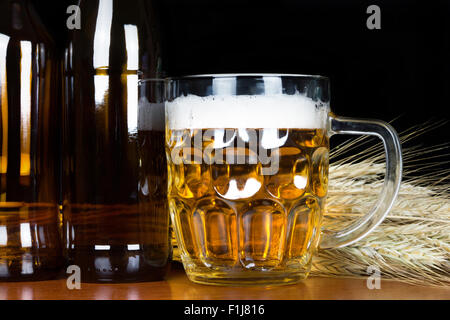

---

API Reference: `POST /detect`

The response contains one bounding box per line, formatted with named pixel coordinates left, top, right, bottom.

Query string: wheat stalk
left=172, top=121, right=450, bottom=287
left=313, top=120, right=450, bottom=286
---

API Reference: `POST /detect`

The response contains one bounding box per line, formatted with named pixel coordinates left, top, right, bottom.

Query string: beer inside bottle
left=63, top=0, right=170, bottom=282
left=0, top=0, right=63, bottom=281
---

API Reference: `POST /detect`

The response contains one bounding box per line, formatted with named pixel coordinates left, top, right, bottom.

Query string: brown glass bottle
left=0, top=0, right=63, bottom=281
left=63, top=0, right=170, bottom=282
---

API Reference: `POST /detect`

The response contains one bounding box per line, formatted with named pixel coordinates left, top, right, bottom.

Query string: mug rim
left=169, top=73, right=328, bottom=80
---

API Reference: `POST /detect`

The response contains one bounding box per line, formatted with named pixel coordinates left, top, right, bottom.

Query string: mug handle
left=319, top=114, right=403, bottom=249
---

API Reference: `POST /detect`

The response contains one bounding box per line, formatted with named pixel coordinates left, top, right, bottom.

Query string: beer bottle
left=63, top=0, right=170, bottom=282
left=0, top=0, right=63, bottom=281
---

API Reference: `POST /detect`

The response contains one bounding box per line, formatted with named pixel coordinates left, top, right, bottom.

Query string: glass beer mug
left=166, top=74, right=402, bottom=286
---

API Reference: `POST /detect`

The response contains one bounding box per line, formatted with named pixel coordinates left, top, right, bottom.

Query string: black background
left=32, top=0, right=449, bottom=147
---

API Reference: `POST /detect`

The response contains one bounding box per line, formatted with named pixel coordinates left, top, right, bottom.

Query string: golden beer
left=167, top=125, right=329, bottom=285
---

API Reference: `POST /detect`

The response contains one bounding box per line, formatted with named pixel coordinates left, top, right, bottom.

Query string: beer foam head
left=138, top=98, right=165, bottom=131
left=166, top=94, right=328, bottom=130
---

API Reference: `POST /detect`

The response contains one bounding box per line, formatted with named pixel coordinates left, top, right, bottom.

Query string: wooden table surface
left=0, top=262, right=448, bottom=300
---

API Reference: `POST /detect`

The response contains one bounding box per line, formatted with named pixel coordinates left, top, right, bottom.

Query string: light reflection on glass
left=213, top=77, right=236, bottom=96
left=65, top=223, right=70, bottom=248
left=94, top=257, right=112, bottom=275
left=20, top=222, right=32, bottom=248
left=20, top=41, right=32, bottom=176
left=221, top=178, right=261, bottom=200
left=124, top=24, right=139, bottom=135
left=21, top=258, right=34, bottom=275
left=93, top=0, right=113, bottom=70
left=37, top=224, right=46, bottom=248
left=0, top=33, right=9, bottom=175
left=92, top=0, right=113, bottom=140
left=126, top=256, right=139, bottom=273
left=261, top=128, right=288, bottom=149
left=212, top=129, right=236, bottom=149
left=33, top=224, right=39, bottom=248
left=94, top=75, right=109, bottom=106
left=263, top=76, right=283, bottom=95
left=127, top=74, right=138, bottom=134
left=94, top=245, right=111, bottom=251
left=238, top=128, right=250, bottom=142
left=294, top=175, right=308, bottom=190
left=0, top=225, right=7, bottom=246
left=127, top=244, right=140, bottom=251
left=0, top=260, right=9, bottom=278
left=124, top=25, right=139, bottom=71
